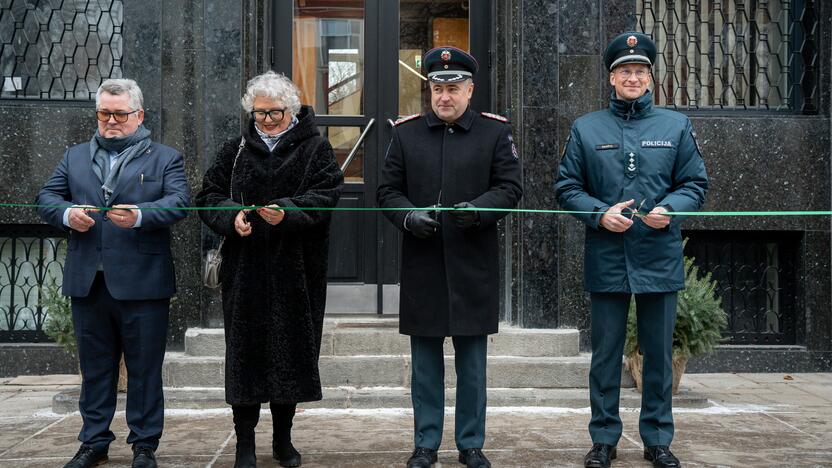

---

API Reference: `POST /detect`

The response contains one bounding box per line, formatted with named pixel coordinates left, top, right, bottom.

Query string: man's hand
left=67, top=205, right=98, bottom=232
left=235, top=210, right=252, bottom=237
left=449, top=202, right=479, bottom=229
left=256, top=204, right=285, bottom=225
left=599, top=199, right=635, bottom=233
left=642, top=206, right=671, bottom=229
left=109, top=205, right=138, bottom=228
left=406, top=210, right=441, bottom=239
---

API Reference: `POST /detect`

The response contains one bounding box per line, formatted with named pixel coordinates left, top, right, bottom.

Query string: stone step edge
left=51, top=386, right=709, bottom=414
left=165, top=353, right=595, bottom=362
left=183, top=327, right=581, bottom=358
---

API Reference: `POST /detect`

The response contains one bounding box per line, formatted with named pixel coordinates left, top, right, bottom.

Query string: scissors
left=623, top=199, right=648, bottom=219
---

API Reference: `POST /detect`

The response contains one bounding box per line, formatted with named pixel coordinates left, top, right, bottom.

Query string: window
left=0, top=0, right=123, bottom=100
left=638, top=0, right=818, bottom=112
left=293, top=1, right=365, bottom=116
left=684, top=230, right=799, bottom=345
left=0, top=225, right=67, bottom=343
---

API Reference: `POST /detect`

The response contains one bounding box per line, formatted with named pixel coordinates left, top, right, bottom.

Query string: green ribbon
left=3, top=202, right=832, bottom=216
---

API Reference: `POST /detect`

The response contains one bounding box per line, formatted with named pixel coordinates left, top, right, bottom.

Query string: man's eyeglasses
left=251, top=108, right=286, bottom=122
left=616, top=69, right=650, bottom=79
left=96, top=110, right=139, bottom=123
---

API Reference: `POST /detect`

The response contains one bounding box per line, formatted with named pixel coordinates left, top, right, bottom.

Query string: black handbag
left=203, top=138, right=245, bottom=288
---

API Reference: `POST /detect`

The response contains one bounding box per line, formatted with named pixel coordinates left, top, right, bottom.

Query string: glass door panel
left=319, top=125, right=365, bottom=183
left=293, top=0, right=365, bottom=116
left=398, top=1, right=469, bottom=117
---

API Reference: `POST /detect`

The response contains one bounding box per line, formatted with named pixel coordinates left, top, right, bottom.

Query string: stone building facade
left=1, top=0, right=829, bottom=374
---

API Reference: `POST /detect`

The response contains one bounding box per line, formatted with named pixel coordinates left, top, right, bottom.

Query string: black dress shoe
left=131, top=447, right=157, bottom=468
left=406, top=447, right=438, bottom=467
left=584, top=443, right=617, bottom=468
left=273, top=442, right=301, bottom=467
left=458, top=448, right=491, bottom=468
left=644, top=445, right=681, bottom=468
left=64, top=446, right=109, bottom=468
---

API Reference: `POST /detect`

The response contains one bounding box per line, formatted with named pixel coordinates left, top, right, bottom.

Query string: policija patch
left=641, top=140, right=673, bottom=148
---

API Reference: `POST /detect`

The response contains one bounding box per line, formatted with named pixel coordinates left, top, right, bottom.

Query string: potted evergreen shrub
left=42, top=277, right=76, bottom=357
left=624, top=251, right=727, bottom=394
left=42, top=278, right=128, bottom=392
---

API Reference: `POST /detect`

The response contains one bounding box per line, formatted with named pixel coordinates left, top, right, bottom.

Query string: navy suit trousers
left=72, top=272, right=169, bottom=451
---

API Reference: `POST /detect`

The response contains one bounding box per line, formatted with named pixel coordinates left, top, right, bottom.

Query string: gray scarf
left=90, top=125, right=151, bottom=204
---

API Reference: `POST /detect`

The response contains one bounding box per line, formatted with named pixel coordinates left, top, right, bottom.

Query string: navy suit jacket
left=37, top=140, right=190, bottom=300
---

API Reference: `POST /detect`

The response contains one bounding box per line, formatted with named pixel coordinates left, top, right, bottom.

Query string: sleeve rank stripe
left=394, top=114, right=421, bottom=126
left=480, top=112, right=509, bottom=123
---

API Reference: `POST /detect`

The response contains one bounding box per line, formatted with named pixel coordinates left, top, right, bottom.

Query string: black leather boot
left=271, top=402, right=301, bottom=467
left=233, top=404, right=260, bottom=468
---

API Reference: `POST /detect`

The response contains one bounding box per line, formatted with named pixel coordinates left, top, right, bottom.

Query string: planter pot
left=625, top=352, right=688, bottom=395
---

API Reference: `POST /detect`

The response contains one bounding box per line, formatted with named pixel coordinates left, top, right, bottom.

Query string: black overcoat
left=195, top=106, right=343, bottom=405
left=377, top=108, right=523, bottom=337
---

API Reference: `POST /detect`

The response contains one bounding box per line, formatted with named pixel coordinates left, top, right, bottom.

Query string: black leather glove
left=404, top=210, right=441, bottom=238
left=449, top=202, right=480, bottom=229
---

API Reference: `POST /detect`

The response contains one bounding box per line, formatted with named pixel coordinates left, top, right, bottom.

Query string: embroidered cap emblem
left=627, top=35, right=638, bottom=47
left=440, top=50, right=452, bottom=61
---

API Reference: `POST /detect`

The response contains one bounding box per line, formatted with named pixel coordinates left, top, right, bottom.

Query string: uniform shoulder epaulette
left=480, top=112, right=509, bottom=123
left=393, top=114, right=421, bottom=126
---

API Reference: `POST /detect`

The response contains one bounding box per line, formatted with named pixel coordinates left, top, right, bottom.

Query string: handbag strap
left=229, top=137, right=246, bottom=202
left=218, top=137, right=246, bottom=252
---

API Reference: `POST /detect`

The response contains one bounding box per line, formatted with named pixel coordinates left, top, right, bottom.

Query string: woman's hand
left=235, top=210, right=252, bottom=236
left=256, top=204, right=285, bottom=225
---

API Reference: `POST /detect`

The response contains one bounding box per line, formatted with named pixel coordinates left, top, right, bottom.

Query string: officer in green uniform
left=378, top=46, right=522, bottom=468
left=555, top=32, right=708, bottom=468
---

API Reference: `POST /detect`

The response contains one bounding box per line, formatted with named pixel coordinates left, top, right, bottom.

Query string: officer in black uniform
left=377, top=46, right=522, bottom=468
left=555, top=33, right=708, bottom=468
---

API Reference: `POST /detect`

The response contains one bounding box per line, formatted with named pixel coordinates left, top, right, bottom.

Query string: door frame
left=269, top=0, right=494, bottom=314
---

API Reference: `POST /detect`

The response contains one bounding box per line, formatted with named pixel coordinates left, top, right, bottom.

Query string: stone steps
left=162, top=352, right=633, bottom=389
left=51, top=386, right=708, bottom=414
left=53, top=318, right=662, bottom=413
left=184, top=321, right=581, bottom=358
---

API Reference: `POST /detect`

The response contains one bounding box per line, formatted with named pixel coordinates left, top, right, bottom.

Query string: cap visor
left=610, top=55, right=652, bottom=70
left=427, top=71, right=472, bottom=83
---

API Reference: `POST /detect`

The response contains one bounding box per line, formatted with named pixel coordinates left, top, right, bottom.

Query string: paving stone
left=3, top=373, right=832, bottom=467
left=5, top=375, right=80, bottom=386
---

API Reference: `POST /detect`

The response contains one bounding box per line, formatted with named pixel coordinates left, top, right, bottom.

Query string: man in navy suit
left=37, top=78, right=189, bottom=468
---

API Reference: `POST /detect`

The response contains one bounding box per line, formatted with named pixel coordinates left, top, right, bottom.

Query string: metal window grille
left=0, top=225, right=67, bottom=343
left=0, top=0, right=123, bottom=101
left=684, top=230, right=799, bottom=345
left=637, top=0, right=818, bottom=112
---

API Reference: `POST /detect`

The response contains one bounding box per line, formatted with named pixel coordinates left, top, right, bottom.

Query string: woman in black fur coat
left=195, top=71, right=343, bottom=468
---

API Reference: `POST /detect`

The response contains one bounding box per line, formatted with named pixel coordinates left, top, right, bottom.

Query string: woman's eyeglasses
left=96, top=110, right=139, bottom=123
left=251, top=108, right=286, bottom=122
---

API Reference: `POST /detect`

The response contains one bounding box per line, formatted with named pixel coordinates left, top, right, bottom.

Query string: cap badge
left=627, top=35, right=638, bottom=47
left=440, top=50, right=451, bottom=61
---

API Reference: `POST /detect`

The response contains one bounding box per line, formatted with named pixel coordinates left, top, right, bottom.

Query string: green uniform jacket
left=555, top=91, right=708, bottom=293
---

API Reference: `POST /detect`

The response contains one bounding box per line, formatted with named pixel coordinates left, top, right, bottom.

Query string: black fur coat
left=195, top=106, right=343, bottom=404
